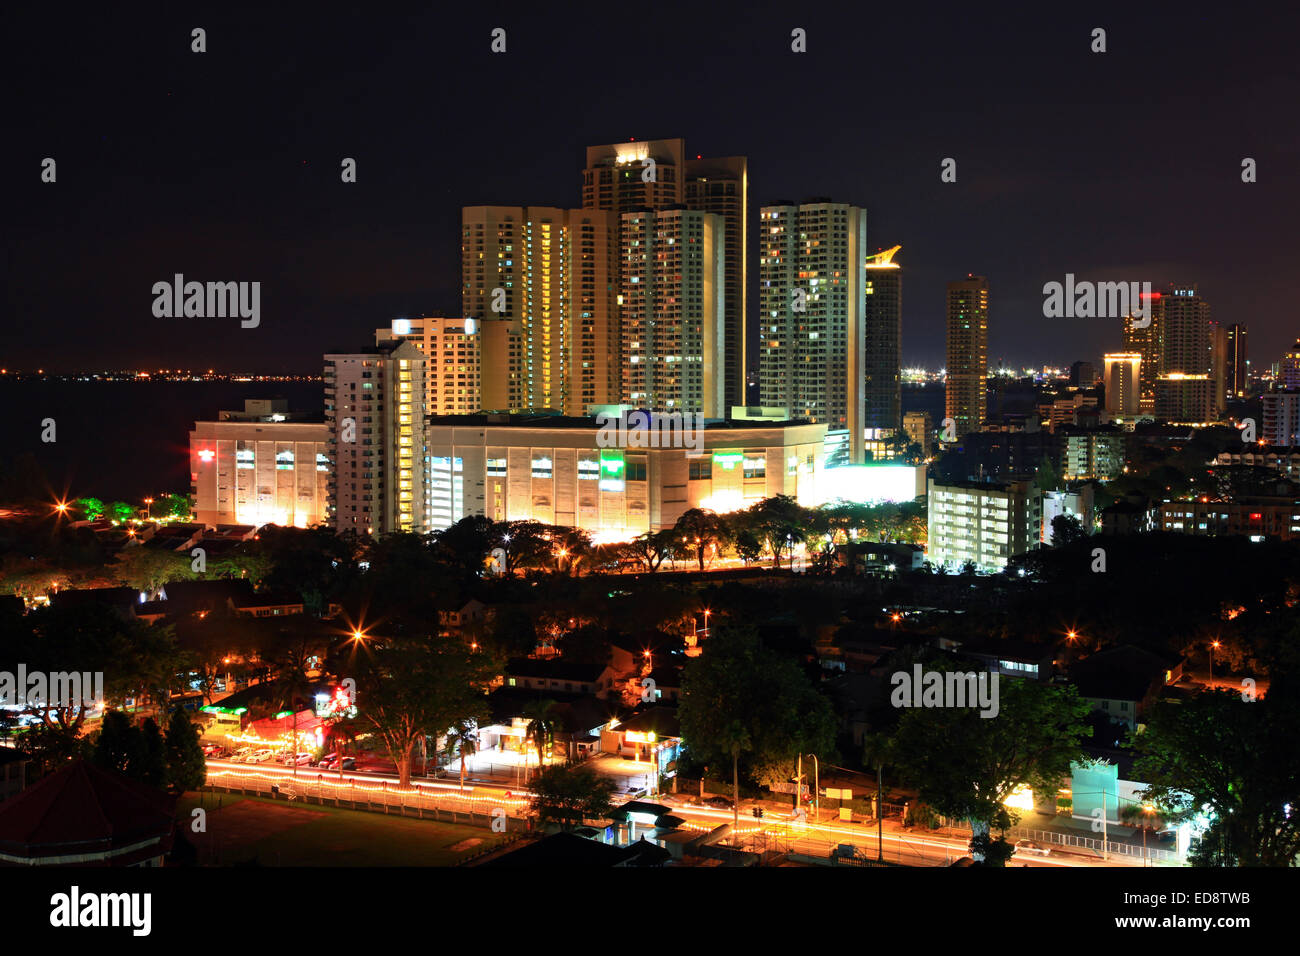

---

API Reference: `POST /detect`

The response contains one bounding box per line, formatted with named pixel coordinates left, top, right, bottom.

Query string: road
left=654, top=797, right=1162, bottom=867
left=204, top=759, right=1165, bottom=867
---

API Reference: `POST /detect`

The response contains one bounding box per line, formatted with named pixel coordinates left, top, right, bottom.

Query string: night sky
left=8, top=2, right=1300, bottom=375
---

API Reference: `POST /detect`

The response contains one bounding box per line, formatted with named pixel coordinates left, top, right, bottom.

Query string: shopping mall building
left=423, top=413, right=923, bottom=540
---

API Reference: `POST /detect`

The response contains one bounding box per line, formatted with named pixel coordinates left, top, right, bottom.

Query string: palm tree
left=444, top=719, right=479, bottom=789
left=522, top=698, right=558, bottom=781
left=272, top=641, right=315, bottom=779
left=673, top=508, right=728, bottom=571
left=718, top=719, right=752, bottom=830
left=862, top=731, right=895, bottom=862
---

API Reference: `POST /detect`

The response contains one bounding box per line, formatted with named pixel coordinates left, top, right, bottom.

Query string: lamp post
left=1209, top=640, right=1221, bottom=685
left=1142, top=804, right=1155, bottom=866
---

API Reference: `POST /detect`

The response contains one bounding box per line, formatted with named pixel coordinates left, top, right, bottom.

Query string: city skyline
left=9, top=7, right=1299, bottom=377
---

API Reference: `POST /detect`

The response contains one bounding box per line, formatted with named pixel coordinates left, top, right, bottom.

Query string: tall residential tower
left=758, top=200, right=868, bottom=460
left=945, top=276, right=989, bottom=438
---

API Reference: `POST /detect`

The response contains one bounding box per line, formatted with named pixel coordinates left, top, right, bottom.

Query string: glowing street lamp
left=1209, top=640, right=1221, bottom=679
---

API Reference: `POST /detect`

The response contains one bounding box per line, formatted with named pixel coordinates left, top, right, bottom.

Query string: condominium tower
left=620, top=207, right=726, bottom=415
left=945, top=276, right=989, bottom=438
left=758, top=200, right=868, bottom=461
left=323, top=339, right=429, bottom=535
left=583, top=139, right=749, bottom=406
left=461, top=206, right=620, bottom=416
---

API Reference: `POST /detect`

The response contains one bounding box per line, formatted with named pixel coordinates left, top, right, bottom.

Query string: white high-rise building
left=758, top=200, right=868, bottom=460
left=324, top=339, right=429, bottom=535
left=620, top=207, right=725, bottom=415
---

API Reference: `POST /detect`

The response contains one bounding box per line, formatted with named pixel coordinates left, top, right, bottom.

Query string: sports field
left=178, top=792, right=508, bottom=866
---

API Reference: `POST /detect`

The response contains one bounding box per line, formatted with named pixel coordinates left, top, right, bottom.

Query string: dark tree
left=164, top=706, right=207, bottom=793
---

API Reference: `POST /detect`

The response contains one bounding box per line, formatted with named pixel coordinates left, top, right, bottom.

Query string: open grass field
left=178, top=792, right=508, bottom=866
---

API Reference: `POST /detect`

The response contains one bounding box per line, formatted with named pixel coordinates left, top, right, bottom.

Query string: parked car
left=1013, top=839, right=1051, bottom=857
left=703, top=796, right=733, bottom=809
left=249, top=749, right=275, bottom=763
left=229, top=747, right=252, bottom=762
left=324, top=756, right=357, bottom=771
left=293, top=752, right=313, bottom=766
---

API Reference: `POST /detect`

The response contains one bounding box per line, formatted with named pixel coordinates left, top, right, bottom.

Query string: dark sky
left=7, top=2, right=1300, bottom=374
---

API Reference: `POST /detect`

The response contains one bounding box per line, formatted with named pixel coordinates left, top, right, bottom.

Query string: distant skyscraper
left=1281, top=340, right=1300, bottom=389
left=903, top=410, right=932, bottom=457
left=583, top=138, right=686, bottom=213
left=863, top=245, right=902, bottom=432
left=1123, top=303, right=1161, bottom=414
left=1159, top=285, right=1212, bottom=374
left=758, top=200, right=868, bottom=460
left=945, top=276, right=989, bottom=438
left=324, top=339, right=429, bottom=535
left=584, top=139, right=749, bottom=410
left=376, top=316, right=481, bottom=415
left=1226, top=324, right=1248, bottom=398
left=461, top=206, right=619, bottom=415
left=1069, top=361, right=1097, bottom=388
left=1263, top=390, right=1300, bottom=445
left=1103, top=353, right=1143, bottom=417
left=620, top=207, right=725, bottom=415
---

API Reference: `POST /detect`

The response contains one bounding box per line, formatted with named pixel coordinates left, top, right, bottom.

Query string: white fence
left=202, top=764, right=533, bottom=829
left=1008, top=825, right=1181, bottom=863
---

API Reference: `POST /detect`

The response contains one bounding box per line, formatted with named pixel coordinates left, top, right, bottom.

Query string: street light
left=1142, top=804, right=1156, bottom=866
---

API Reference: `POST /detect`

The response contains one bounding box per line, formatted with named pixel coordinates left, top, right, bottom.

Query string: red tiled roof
left=0, top=760, right=175, bottom=862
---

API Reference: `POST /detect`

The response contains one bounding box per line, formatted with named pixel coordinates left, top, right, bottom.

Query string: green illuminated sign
left=712, top=451, right=743, bottom=469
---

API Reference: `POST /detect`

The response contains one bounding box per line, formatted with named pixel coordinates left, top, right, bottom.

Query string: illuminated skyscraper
left=1280, top=339, right=1300, bottom=389
left=758, top=200, right=868, bottom=460
left=461, top=206, right=619, bottom=415
left=864, top=245, right=902, bottom=432
left=620, top=207, right=725, bottom=415
left=324, top=339, right=429, bottom=535
left=584, top=139, right=749, bottom=408
left=1123, top=303, right=1161, bottom=414
left=375, top=316, right=481, bottom=415
left=1103, top=353, right=1143, bottom=416
left=945, top=276, right=989, bottom=438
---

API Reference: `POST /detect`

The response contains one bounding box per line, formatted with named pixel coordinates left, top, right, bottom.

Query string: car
left=1013, top=839, right=1051, bottom=857
left=229, top=747, right=252, bottom=762
left=321, top=754, right=355, bottom=771
left=249, top=749, right=275, bottom=763
left=703, top=796, right=733, bottom=809
left=293, top=752, right=313, bottom=766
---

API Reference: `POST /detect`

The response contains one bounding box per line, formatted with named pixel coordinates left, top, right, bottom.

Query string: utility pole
left=794, top=753, right=802, bottom=815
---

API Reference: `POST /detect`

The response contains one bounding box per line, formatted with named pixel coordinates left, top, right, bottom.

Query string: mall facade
left=424, top=414, right=828, bottom=539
